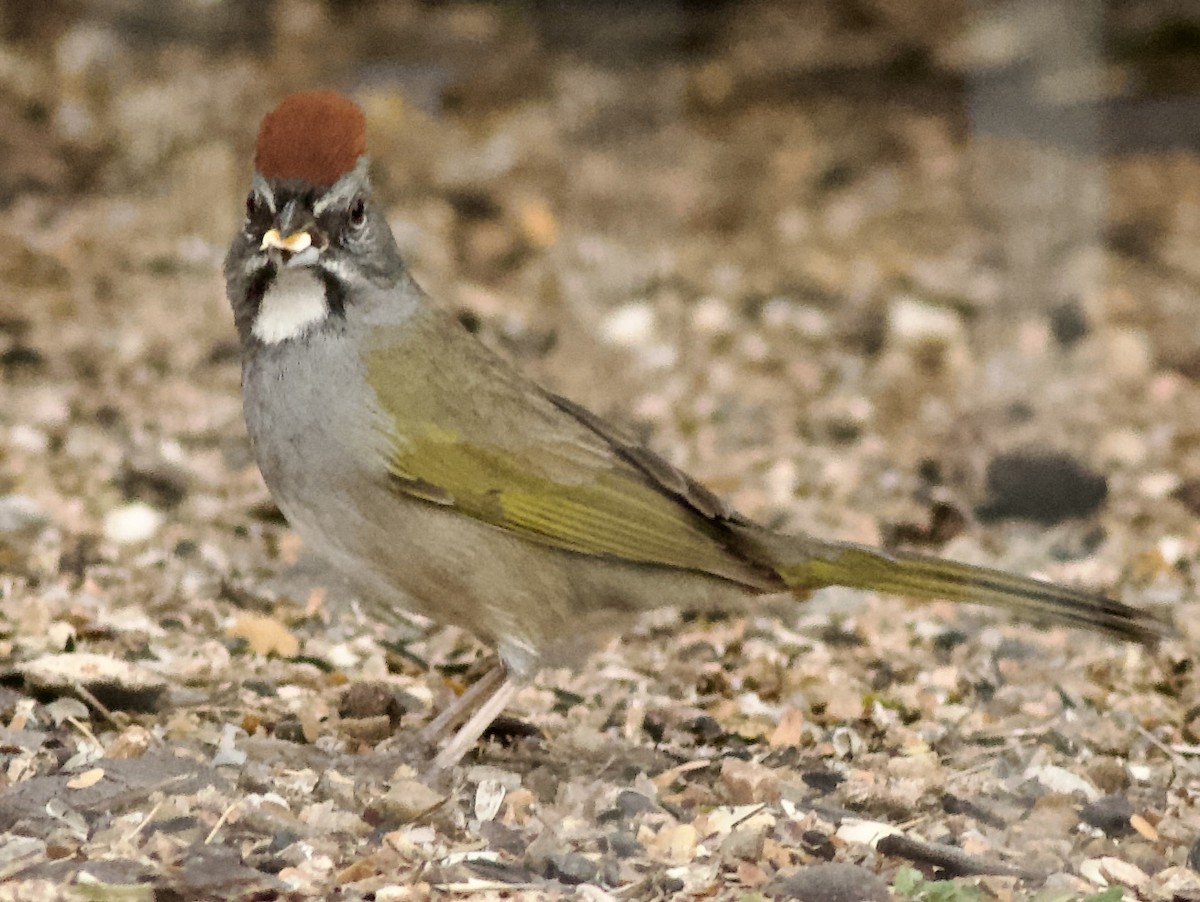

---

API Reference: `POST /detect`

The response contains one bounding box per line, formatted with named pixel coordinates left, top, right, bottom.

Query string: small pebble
left=600, top=303, right=655, bottom=347
left=768, top=863, right=889, bottom=901
left=801, top=770, right=845, bottom=794
left=720, top=758, right=781, bottom=804
left=337, top=715, right=393, bottom=743
left=479, top=819, right=528, bottom=855
left=613, top=789, right=656, bottom=818
left=1097, top=428, right=1147, bottom=467
left=0, top=495, right=48, bottom=534
left=692, top=296, right=732, bottom=334
left=117, top=460, right=189, bottom=509
left=1140, top=471, right=1181, bottom=499
left=103, top=502, right=164, bottom=544
left=1171, top=479, right=1200, bottom=516
left=720, top=824, right=765, bottom=860
left=1025, top=764, right=1101, bottom=801
left=1100, top=856, right=1149, bottom=890
left=106, top=724, right=153, bottom=759
left=1086, top=759, right=1130, bottom=794
left=338, top=681, right=405, bottom=723
left=545, top=852, right=599, bottom=886
left=1080, top=794, right=1136, bottom=837
left=888, top=295, right=964, bottom=345
left=1049, top=301, right=1089, bottom=346
left=604, top=830, right=642, bottom=857
left=1101, top=327, right=1154, bottom=385
left=8, top=425, right=49, bottom=453
left=378, top=779, right=443, bottom=823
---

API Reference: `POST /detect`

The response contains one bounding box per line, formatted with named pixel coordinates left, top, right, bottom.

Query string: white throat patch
left=253, top=267, right=329, bottom=344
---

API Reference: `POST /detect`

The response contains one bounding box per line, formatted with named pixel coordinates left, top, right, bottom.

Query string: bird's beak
left=261, top=228, right=321, bottom=267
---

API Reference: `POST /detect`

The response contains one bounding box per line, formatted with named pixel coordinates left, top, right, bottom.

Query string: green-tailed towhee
left=225, top=91, right=1168, bottom=771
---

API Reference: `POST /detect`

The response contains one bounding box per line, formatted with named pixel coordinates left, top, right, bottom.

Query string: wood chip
left=66, top=767, right=105, bottom=789
left=227, top=613, right=300, bottom=657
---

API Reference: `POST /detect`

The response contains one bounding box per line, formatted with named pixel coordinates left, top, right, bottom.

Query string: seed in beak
left=261, top=228, right=313, bottom=253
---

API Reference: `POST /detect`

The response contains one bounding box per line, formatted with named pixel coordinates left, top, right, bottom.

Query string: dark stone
left=1172, top=479, right=1200, bottom=517
left=1079, top=794, right=1136, bottom=837
left=801, top=770, right=845, bottom=794
left=942, top=793, right=1006, bottom=829
left=614, top=789, right=656, bottom=818
left=482, top=714, right=542, bottom=747
left=932, top=629, right=969, bottom=654
left=1049, top=301, right=1089, bottom=346
left=1, top=345, right=45, bottom=374
left=172, top=539, right=198, bottom=558
left=274, top=717, right=307, bottom=743
left=762, top=746, right=802, bottom=768
left=800, top=830, right=836, bottom=861
left=116, top=461, right=189, bottom=509
left=466, top=857, right=537, bottom=885
left=545, top=852, right=599, bottom=885
left=768, top=863, right=889, bottom=901
left=816, top=623, right=866, bottom=647
left=338, top=681, right=406, bottom=724
left=604, top=830, right=643, bottom=857
left=687, top=714, right=725, bottom=741
left=976, top=450, right=1107, bottom=525
left=268, top=830, right=301, bottom=853
left=524, top=765, right=559, bottom=804
left=641, top=714, right=666, bottom=743
left=479, top=820, right=528, bottom=856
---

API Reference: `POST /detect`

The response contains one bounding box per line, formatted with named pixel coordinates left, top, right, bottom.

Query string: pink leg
left=428, top=676, right=521, bottom=773
left=420, top=664, right=506, bottom=743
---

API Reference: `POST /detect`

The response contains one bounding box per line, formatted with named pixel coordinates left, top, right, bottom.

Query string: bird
left=224, top=90, right=1168, bottom=772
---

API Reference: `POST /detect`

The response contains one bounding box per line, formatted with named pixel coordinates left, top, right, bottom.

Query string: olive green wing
left=364, top=315, right=772, bottom=587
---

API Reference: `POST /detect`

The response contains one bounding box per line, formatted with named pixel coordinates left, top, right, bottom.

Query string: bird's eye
left=349, top=197, right=367, bottom=228
left=245, top=191, right=259, bottom=219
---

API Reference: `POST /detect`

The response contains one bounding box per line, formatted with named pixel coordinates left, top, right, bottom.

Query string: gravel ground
left=1, top=2, right=1199, bottom=899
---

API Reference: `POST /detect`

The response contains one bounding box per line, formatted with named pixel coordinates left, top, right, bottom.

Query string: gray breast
left=241, top=329, right=388, bottom=546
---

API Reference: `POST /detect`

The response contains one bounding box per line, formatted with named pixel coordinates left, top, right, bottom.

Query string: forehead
left=253, top=166, right=364, bottom=217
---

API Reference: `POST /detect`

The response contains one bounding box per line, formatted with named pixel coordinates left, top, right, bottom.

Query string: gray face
left=223, top=159, right=406, bottom=349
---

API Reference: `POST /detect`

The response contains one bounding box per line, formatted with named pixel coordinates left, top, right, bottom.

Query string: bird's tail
left=738, top=529, right=1170, bottom=645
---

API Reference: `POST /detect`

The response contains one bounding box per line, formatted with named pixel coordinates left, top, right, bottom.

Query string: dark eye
left=349, top=197, right=367, bottom=228
left=245, top=191, right=259, bottom=219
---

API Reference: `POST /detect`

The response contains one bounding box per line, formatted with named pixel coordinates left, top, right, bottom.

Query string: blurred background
left=2, top=0, right=1200, bottom=587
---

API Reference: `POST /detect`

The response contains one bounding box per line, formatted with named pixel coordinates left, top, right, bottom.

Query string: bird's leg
left=420, top=663, right=506, bottom=742
left=429, top=674, right=521, bottom=773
